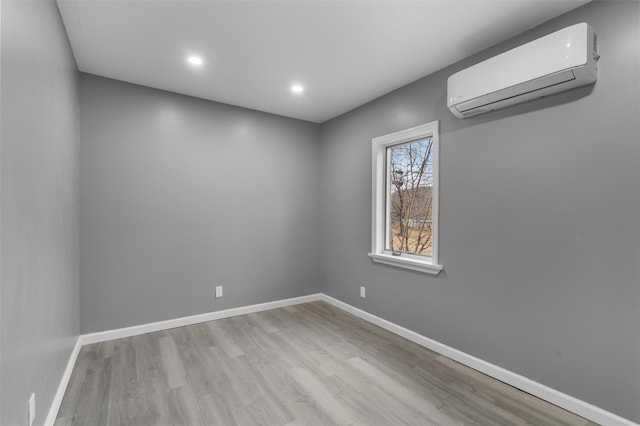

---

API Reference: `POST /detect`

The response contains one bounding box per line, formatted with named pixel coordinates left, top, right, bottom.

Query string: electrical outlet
left=360, top=286, right=366, bottom=298
left=28, top=393, right=35, bottom=426
left=215, top=286, right=223, bottom=298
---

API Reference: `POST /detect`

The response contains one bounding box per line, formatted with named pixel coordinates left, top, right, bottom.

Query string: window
left=369, top=121, right=442, bottom=274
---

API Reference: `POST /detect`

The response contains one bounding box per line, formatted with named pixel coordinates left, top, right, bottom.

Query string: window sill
left=368, top=253, right=443, bottom=275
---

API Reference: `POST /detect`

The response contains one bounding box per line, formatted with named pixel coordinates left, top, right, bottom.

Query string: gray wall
left=0, top=1, right=80, bottom=425
left=79, top=74, right=321, bottom=333
left=319, top=1, right=640, bottom=422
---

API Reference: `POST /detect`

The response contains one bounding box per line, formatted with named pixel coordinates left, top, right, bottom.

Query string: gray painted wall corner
left=78, top=74, right=322, bottom=333
left=1, top=0, right=80, bottom=424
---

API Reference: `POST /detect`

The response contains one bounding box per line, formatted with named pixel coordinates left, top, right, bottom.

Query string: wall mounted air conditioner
left=447, top=23, right=598, bottom=118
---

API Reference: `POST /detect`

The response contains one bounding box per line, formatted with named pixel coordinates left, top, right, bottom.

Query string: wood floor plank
left=158, top=335, right=188, bottom=389
left=347, top=356, right=457, bottom=425
left=288, top=366, right=364, bottom=425
left=106, top=337, right=139, bottom=426
left=56, top=301, right=595, bottom=425
left=70, top=353, right=112, bottom=425
left=429, top=356, right=590, bottom=426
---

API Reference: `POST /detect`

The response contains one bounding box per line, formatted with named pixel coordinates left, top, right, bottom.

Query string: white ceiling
left=57, top=0, right=591, bottom=123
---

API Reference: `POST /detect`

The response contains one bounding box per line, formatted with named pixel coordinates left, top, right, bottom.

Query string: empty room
left=2, top=0, right=639, bottom=425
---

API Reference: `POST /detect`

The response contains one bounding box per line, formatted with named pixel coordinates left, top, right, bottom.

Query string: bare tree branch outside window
left=387, top=138, right=433, bottom=256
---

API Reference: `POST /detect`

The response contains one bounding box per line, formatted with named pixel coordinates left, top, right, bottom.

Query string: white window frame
left=368, top=120, right=443, bottom=275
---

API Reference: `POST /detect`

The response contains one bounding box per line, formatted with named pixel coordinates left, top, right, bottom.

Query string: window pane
left=386, top=138, right=434, bottom=256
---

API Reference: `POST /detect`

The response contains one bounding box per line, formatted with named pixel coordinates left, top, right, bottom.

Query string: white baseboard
left=45, top=294, right=323, bottom=423
left=81, top=293, right=323, bottom=345
left=44, top=337, right=82, bottom=426
left=46, top=293, right=637, bottom=426
left=318, top=294, right=638, bottom=426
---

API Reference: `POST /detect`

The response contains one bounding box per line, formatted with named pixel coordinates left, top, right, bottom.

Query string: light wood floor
left=56, top=301, right=596, bottom=425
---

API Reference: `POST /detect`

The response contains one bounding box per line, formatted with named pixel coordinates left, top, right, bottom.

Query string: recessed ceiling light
left=291, top=84, right=304, bottom=94
left=187, top=56, right=203, bottom=66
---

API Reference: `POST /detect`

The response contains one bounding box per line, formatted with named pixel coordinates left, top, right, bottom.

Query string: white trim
left=368, top=252, right=443, bottom=274
left=318, top=294, right=638, bottom=426
left=44, top=337, right=82, bottom=426
left=46, top=293, right=638, bottom=426
left=371, top=121, right=442, bottom=275
left=45, top=294, right=324, bottom=424
left=431, top=121, right=440, bottom=266
left=81, top=294, right=322, bottom=345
